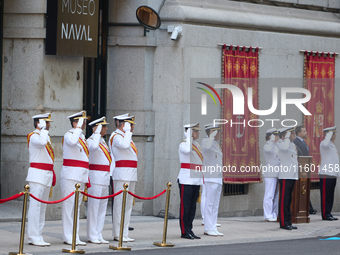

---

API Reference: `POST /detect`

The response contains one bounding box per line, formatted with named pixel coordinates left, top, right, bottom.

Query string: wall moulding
left=160, top=1, right=340, bottom=37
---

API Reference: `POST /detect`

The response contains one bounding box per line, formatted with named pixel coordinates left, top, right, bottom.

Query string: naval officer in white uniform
left=201, top=123, right=223, bottom=237
left=87, top=117, right=111, bottom=244
left=178, top=123, right=203, bottom=240
left=262, top=128, right=280, bottom=222
left=109, top=113, right=137, bottom=242
left=61, top=111, right=89, bottom=245
left=319, top=126, right=339, bottom=221
left=276, top=127, right=298, bottom=230
left=26, top=113, right=55, bottom=247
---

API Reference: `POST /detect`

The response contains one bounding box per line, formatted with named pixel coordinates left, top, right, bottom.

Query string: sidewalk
left=1, top=211, right=340, bottom=255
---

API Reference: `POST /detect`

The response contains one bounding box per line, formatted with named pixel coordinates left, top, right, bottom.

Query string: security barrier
left=9, top=185, right=29, bottom=255
left=1, top=182, right=173, bottom=254
left=153, top=182, right=174, bottom=247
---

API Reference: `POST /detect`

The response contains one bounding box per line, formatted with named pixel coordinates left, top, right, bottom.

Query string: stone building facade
left=1, top=0, right=340, bottom=219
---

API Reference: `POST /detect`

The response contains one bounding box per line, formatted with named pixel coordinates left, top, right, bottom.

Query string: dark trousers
left=319, top=175, right=337, bottom=219
left=178, top=183, right=200, bottom=235
left=278, top=179, right=296, bottom=228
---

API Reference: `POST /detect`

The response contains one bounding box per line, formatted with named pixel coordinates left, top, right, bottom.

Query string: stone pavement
left=0, top=209, right=340, bottom=255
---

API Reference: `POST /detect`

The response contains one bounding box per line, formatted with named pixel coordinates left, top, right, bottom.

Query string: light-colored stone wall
left=1, top=0, right=84, bottom=219
left=151, top=0, right=340, bottom=217
left=2, top=0, right=340, bottom=221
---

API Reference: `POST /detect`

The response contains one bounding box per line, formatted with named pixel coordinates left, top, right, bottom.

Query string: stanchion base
left=109, top=245, right=131, bottom=251
left=62, top=248, right=85, bottom=254
left=153, top=241, right=175, bottom=247
left=9, top=253, right=32, bottom=255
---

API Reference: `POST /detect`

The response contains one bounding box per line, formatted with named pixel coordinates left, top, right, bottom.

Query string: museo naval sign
left=46, top=0, right=99, bottom=57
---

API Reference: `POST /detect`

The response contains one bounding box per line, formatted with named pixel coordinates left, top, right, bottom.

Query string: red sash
left=115, top=160, right=138, bottom=168
left=63, top=159, right=89, bottom=168
left=180, top=163, right=203, bottom=170
left=63, top=159, right=91, bottom=188
left=89, top=164, right=110, bottom=172
left=30, top=163, right=56, bottom=186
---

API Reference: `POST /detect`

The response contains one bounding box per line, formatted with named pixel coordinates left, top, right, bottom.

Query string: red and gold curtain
left=221, top=45, right=261, bottom=184
left=304, top=52, right=335, bottom=181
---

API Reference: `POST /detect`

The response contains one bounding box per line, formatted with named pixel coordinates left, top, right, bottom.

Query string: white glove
left=123, top=122, right=131, bottom=132
left=270, top=134, right=275, bottom=142
left=326, top=131, right=333, bottom=139
left=184, top=128, right=192, bottom=139
left=38, top=119, right=46, bottom=130
left=210, top=130, right=218, bottom=138
left=77, top=118, right=84, bottom=128
left=95, top=124, right=102, bottom=134
left=285, top=131, right=291, bottom=139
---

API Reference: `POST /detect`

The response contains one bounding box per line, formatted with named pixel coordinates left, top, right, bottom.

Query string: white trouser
left=263, top=177, right=279, bottom=219
left=27, top=182, right=50, bottom=243
left=200, top=184, right=206, bottom=221
left=61, top=178, right=84, bottom=243
left=86, top=184, right=109, bottom=241
left=203, top=182, right=222, bottom=232
left=112, top=180, right=135, bottom=238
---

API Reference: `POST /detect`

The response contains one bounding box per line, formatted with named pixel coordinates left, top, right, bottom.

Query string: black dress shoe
left=190, top=231, right=201, bottom=239
left=323, top=217, right=334, bottom=221
left=129, top=227, right=134, bottom=231
left=181, top=233, right=194, bottom=239
left=280, top=226, right=292, bottom=230
left=309, top=210, right=317, bottom=214
left=290, top=225, right=298, bottom=229
left=332, top=217, right=338, bottom=220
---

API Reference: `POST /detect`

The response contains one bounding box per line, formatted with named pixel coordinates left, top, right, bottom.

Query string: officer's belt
left=181, top=163, right=203, bottom=170
left=89, top=164, right=110, bottom=172
left=63, top=159, right=89, bottom=169
left=115, top=160, right=137, bottom=168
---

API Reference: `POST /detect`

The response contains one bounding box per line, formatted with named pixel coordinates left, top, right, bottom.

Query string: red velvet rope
left=0, top=193, right=24, bottom=204
left=80, top=190, right=123, bottom=199
left=29, top=192, right=74, bottom=204
left=128, top=189, right=166, bottom=200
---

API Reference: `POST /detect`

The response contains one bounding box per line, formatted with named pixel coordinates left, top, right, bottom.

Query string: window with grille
left=310, top=181, right=320, bottom=190
left=223, top=184, right=248, bottom=196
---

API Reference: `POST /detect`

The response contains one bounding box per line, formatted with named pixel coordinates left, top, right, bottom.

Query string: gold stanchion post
left=62, top=183, right=85, bottom=254
left=9, top=185, right=31, bottom=255
left=109, top=183, right=131, bottom=251
left=153, top=182, right=174, bottom=247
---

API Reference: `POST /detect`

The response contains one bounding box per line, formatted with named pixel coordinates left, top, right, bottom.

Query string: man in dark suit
left=293, top=125, right=316, bottom=214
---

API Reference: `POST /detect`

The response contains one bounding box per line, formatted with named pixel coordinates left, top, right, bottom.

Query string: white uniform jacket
left=319, top=132, right=339, bottom=177
left=87, top=133, right=112, bottom=186
left=178, top=139, right=204, bottom=185
left=276, top=138, right=298, bottom=180
left=26, top=129, right=54, bottom=186
left=263, top=140, right=280, bottom=178
left=60, top=128, right=89, bottom=183
left=201, top=137, right=223, bottom=185
left=109, top=129, right=138, bottom=182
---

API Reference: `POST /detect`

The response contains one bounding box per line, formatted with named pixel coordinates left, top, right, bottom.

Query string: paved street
left=1, top=210, right=340, bottom=255
left=86, top=237, right=340, bottom=255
